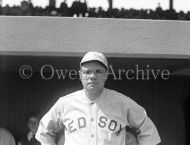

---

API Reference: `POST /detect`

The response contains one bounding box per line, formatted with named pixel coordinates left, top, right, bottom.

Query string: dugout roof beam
left=0, top=17, right=190, bottom=59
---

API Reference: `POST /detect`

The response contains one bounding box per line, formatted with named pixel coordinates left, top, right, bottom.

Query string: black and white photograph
left=0, top=0, right=190, bottom=145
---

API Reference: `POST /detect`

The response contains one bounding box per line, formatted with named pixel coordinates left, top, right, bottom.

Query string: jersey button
left=91, top=134, right=94, bottom=137
left=90, top=102, right=95, bottom=105
left=91, top=118, right=94, bottom=121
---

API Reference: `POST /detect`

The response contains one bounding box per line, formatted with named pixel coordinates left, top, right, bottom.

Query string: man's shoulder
left=105, top=88, right=133, bottom=103
left=58, top=90, right=83, bottom=101
left=106, top=88, right=128, bottom=98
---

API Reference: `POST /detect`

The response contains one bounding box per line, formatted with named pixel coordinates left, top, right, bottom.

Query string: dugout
left=0, top=17, right=190, bottom=145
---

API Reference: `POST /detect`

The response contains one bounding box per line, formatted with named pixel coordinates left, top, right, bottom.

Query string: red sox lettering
left=67, top=116, right=122, bottom=135
left=98, top=116, right=117, bottom=131
left=68, top=117, right=86, bottom=133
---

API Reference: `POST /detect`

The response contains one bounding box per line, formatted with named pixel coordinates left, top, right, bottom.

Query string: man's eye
left=83, top=70, right=91, bottom=74
left=96, top=70, right=104, bottom=73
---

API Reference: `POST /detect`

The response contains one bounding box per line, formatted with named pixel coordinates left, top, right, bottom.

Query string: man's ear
left=79, top=70, right=82, bottom=80
left=104, top=71, right=108, bottom=80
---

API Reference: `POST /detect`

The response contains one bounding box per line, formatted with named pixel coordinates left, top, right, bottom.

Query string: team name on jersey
left=67, top=116, right=121, bottom=134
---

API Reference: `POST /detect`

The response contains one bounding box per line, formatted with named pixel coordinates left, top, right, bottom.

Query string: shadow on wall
left=183, top=94, right=190, bottom=145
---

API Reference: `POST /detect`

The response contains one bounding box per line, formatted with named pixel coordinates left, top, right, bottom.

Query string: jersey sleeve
left=126, top=98, right=161, bottom=145
left=35, top=99, right=64, bottom=145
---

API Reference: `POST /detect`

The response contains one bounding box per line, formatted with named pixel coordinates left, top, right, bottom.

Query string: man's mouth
left=88, top=82, right=98, bottom=85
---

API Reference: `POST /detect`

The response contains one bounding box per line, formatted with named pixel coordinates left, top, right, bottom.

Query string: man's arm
left=126, top=99, right=161, bottom=145
left=35, top=99, right=64, bottom=145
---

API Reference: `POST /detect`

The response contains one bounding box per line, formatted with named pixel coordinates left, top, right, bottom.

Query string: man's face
left=27, top=117, right=39, bottom=133
left=80, top=61, right=108, bottom=94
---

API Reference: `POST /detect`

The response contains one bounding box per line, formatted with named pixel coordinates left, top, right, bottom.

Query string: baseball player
left=35, top=51, right=161, bottom=145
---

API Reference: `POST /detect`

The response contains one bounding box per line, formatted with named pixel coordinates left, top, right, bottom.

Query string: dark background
left=0, top=55, right=190, bottom=145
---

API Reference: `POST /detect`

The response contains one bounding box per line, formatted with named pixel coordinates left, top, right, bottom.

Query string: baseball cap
left=80, top=51, right=108, bottom=69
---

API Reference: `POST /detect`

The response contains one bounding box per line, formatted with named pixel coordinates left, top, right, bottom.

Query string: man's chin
left=86, top=85, right=99, bottom=91
left=87, top=85, right=96, bottom=90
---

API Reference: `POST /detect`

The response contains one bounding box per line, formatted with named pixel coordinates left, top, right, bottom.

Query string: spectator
left=18, top=117, right=40, bottom=145
left=0, top=127, right=16, bottom=145
left=59, top=0, right=69, bottom=16
left=0, top=0, right=190, bottom=20
left=70, top=0, right=87, bottom=17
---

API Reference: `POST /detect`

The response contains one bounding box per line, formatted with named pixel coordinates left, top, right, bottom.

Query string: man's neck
left=84, top=88, right=104, bottom=101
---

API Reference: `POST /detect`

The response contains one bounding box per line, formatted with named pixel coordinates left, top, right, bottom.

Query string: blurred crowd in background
left=0, top=0, right=190, bottom=20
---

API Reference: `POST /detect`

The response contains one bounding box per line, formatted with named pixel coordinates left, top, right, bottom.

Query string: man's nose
left=89, top=72, right=96, bottom=79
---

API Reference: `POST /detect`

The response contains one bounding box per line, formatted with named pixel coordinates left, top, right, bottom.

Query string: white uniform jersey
left=35, top=88, right=161, bottom=145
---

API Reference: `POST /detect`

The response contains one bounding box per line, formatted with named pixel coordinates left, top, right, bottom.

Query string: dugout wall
left=0, top=17, right=190, bottom=145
